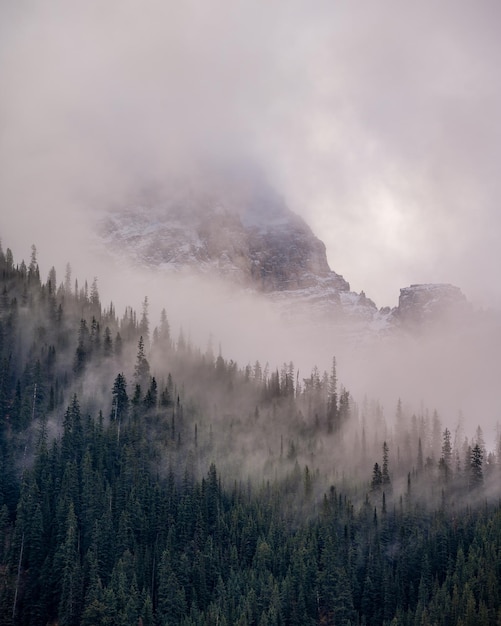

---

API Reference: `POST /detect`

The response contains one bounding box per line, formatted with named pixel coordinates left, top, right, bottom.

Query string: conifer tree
left=74, top=319, right=90, bottom=375
left=134, top=336, right=150, bottom=389
left=139, top=297, right=150, bottom=345
left=143, top=377, right=157, bottom=410
left=103, top=326, right=113, bottom=357
left=57, top=502, right=83, bottom=626
left=470, top=443, right=483, bottom=488
left=90, top=277, right=100, bottom=311
left=327, top=356, right=338, bottom=433
left=439, top=428, right=453, bottom=483
left=111, top=373, right=129, bottom=421
left=64, top=263, right=72, bottom=294
left=371, top=463, right=383, bottom=491
left=382, top=441, right=391, bottom=487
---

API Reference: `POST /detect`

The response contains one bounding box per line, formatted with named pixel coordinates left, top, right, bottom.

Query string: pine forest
left=1, top=242, right=501, bottom=626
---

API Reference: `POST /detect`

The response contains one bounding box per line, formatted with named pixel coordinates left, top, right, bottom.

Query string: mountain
left=394, top=283, right=470, bottom=327
left=100, top=169, right=348, bottom=289
left=99, top=168, right=469, bottom=331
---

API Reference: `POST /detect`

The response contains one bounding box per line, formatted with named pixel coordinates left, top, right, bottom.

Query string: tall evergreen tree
left=382, top=441, right=391, bottom=487
left=74, top=320, right=90, bottom=375
left=470, top=443, right=483, bottom=488
left=111, top=373, right=129, bottom=422
left=56, top=502, right=83, bottom=626
left=134, top=336, right=150, bottom=389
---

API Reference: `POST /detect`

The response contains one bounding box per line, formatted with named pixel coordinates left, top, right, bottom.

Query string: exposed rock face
left=100, top=171, right=350, bottom=296
left=98, top=169, right=470, bottom=333
left=394, top=284, right=469, bottom=326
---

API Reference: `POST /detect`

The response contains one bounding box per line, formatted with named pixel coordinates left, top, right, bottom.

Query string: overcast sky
left=1, top=0, right=500, bottom=308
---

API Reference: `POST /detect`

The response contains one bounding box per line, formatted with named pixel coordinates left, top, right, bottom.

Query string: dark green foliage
left=2, top=242, right=501, bottom=625
left=470, top=443, right=484, bottom=488
left=134, top=336, right=150, bottom=388
left=5, top=403, right=501, bottom=626
left=382, top=440, right=391, bottom=488
left=74, top=320, right=89, bottom=375
left=371, top=462, right=383, bottom=491
left=103, top=326, right=113, bottom=357
left=143, top=376, right=157, bottom=410
left=111, top=373, right=128, bottom=421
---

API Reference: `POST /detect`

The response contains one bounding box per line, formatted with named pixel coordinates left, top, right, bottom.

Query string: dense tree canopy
left=0, top=242, right=501, bottom=625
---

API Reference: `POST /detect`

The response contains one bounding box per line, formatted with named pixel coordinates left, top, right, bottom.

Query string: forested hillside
left=1, top=242, right=501, bottom=626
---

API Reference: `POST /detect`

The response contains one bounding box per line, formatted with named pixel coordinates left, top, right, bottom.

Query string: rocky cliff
left=100, top=169, right=354, bottom=300
left=393, top=283, right=470, bottom=327
left=99, top=170, right=468, bottom=332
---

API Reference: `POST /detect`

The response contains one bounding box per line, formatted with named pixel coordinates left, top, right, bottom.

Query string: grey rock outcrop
left=100, top=171, right=350, bottom=296
left=393, top=283, right=469, bottom=326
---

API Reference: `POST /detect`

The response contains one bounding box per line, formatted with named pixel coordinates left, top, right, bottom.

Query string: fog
left=1, top=1, right=501, bottom=448
left=51, top=252, right=501, bottom=449
left=2, top=1, right=501, bottom=306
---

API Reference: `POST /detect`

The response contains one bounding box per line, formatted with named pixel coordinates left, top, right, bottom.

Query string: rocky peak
left=100, top=168, right=350, bottom=295
left=98, top=168, right=472, bottom=334
left=394, top=283, right=469, bottom=326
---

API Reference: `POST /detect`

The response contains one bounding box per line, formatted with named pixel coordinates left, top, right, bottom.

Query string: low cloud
left=1, top=1, right=501, bottom=308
